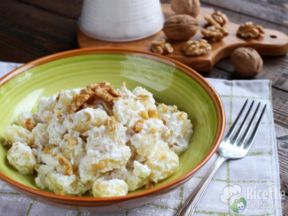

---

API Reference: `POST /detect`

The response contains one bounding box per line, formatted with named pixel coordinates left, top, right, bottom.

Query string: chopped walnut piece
left=133, top=119, right=144, bottom=133
left=145, top=182, right=155, bottom=189
left=73, top=165, right=79, bottom=176
left=148, top=109, right=159, bottom=118
left=204, top=11, right=228, bottom=27
left=151, top=39, right=174, bottom=55
left=43, top=144, right=58, bottom=154
left=139, top=110, right=149, bottom=119
left=65, top=135, right=78, bottom=148
left=107, top=117, right=118, bottom=133
left=91, top=160, right=112, bottom=172
left=24, top=118, right=36, bottom=131
left=237, top=22, right=264, bottom=39
left=201, top=25, right=228, bottom=42
left=126, top=143, right=137, bottom=169
left=71, top=89, right=94, bottom=111
left=88, top=82, right=119, bottom=103
left=58, top=155, right=73, bottom=176
left=182, top=39, right=212, bottom=56
left=71, top=82, right=119, bottom=114
left=149, top=126, right=158, bottom=134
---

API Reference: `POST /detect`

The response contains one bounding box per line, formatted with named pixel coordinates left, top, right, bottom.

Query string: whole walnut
left=171, top=0, right=201, bottom=17
left=231, top=47, right=263, bottom=77
left=163, top=14, right=198, bottom=41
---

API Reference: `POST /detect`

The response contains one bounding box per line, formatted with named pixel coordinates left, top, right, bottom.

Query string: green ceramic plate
left=0, top=48, right=224, bottom=205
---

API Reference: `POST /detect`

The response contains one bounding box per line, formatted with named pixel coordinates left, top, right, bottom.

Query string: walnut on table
left=201, top=25, right=228, bottom=42
left=237, top=22, right=264, bottom=39
left=230, top=47, right=263, bottom=77
left=182, top=39, right=212, bottom=56
left=151, top=39, right=174, bottom=55
left=204, top=11, right=229, bottom=27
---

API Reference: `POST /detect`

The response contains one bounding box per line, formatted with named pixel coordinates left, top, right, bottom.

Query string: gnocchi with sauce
left=2, top=82, right=193, bottom=197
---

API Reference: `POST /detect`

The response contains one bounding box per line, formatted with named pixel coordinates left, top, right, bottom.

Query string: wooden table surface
left=0, top=0, right=287, bottom=214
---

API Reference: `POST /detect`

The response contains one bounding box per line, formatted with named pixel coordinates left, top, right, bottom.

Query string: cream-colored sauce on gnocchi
left=3, top=83, right=193, bottom=197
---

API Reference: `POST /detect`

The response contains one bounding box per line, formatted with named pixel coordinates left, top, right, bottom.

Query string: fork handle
left=175, top=155, right=227, bottom=216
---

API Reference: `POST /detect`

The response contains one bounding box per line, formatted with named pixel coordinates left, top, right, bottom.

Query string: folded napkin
left=0, top=62, right=282, bottom=216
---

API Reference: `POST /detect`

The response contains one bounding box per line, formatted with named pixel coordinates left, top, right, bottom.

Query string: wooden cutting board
left=77, top=4, right=288, bottom=73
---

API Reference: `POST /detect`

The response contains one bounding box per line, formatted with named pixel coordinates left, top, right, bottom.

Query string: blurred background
left=0, top=0, right=286, bottom=62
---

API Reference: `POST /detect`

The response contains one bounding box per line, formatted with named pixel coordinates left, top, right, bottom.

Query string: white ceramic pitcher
left=79, top=0, right=164, bottom=42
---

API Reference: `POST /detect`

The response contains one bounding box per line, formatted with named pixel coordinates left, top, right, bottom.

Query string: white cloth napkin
left=0, top=62, right=282, bottom=216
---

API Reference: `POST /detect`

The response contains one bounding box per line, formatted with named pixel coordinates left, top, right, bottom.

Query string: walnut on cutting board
left=151, top=39, right=174, bottom=55
left=204, top=11, right=229, bottom=27
left=201, top=25, right=228, bottom=42
left=182, top=39, right=212, bottom=56
left=163, top=14, right=198, bottom=41
left=237, top=22, right=264, bottom=39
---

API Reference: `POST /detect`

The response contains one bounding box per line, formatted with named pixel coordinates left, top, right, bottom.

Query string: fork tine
left=229, top=100, right=255, bottom=143
left=237, top=102, right=261, bottom=146
left=224, top=99, right=248, bottom=141
left=243, top=104, right=267, bottom=149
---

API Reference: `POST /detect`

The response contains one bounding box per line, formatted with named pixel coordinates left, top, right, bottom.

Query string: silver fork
left=175, top=99, right=267, bottom=216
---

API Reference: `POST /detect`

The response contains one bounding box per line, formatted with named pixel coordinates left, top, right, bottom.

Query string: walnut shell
left=163, top=14, right=198, bottom=41
left=171, top=0, right=201, bottom=17
left=231, top=47, right=263, bottom=77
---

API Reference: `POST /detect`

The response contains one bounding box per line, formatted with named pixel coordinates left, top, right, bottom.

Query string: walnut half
left=204, top=11, right=228, bottom=27
left=201, top=25, right=228, bottom=42
left=182, top=39, right=212, bottom=56
left=237, top=22, right=264, bottom=39
left=151, top=39, right=174, bottom=55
